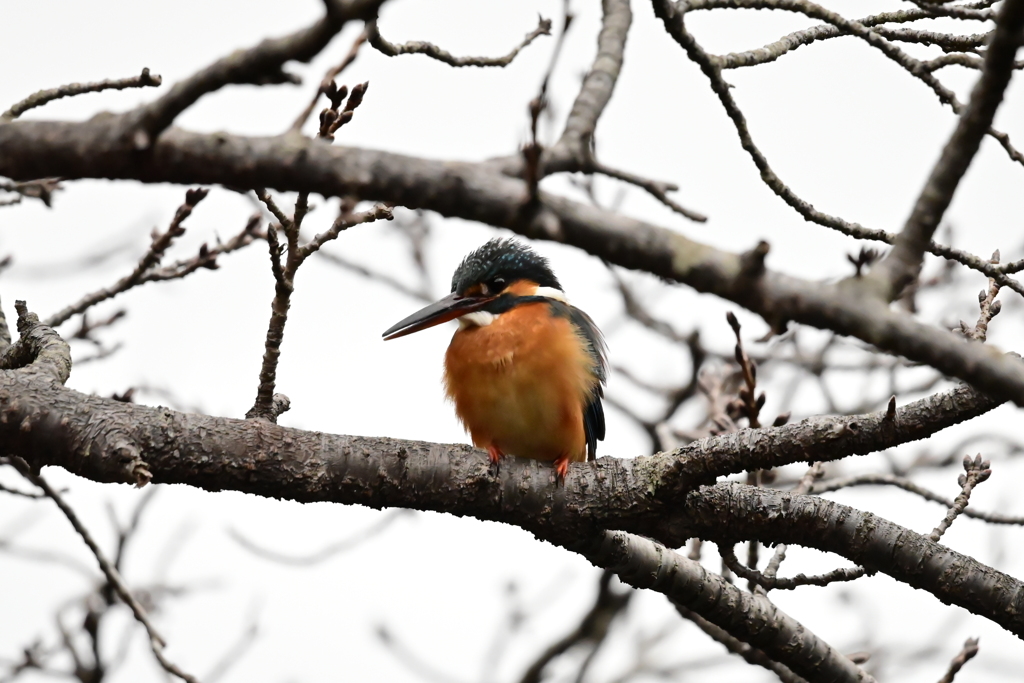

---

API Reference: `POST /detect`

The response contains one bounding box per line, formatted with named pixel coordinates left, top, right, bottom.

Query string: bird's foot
left=487, top=444, right=505, bottom=466
left=553, top=455, right=570, bottom=485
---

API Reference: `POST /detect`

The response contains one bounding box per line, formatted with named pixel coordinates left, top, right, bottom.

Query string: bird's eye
left=490, top=277, right=506, bottom=291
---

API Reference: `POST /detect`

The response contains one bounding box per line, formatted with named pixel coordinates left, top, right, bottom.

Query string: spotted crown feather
left=451, top=238, right=562, bottom=294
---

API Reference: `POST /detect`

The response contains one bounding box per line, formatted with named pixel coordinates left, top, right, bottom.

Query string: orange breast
left=443, top=302, right=598, bottom=463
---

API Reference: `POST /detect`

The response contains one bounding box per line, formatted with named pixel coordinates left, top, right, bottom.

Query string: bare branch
left=4, top=359, right=1024, bottom=634
left=590, top=161, right=707, bottom=221
left=874, top=0, right=1024, bottom=296
left=570, top=531, right=874, bottom=683
left=367, top=15, right=551, bottom=67
left=1, top=68, right=161, bottom=122
left=654, top=0, right=1024, bottom=296
left=760, top=462, right=825, bottom=593
left=228, top=509, right=408, bottom=565
left=8, top=460, right=197, bottom=683
left=1, top=301, right=72, bottom=384
left=936, top=638, right=980, bottom=683
left=289, top=27, right=368, bottom=134
left=296, top=202, right=393, bottom=263
left=246, top=197, right=391, bottom=422
left=125, top=0, right=384, bottom=148
left=674, top=604, right=808, bottom=683
left=7, top=122, right=1024, bottom=404
left=812, top=472, right=1024, bottom=525
left=0, top=178, right=62, bottom=207
left=554, top=0, right=631, bottom=158
left=721, top=544, right=868, bottom=590
left=928, top=454, right=992, bottom=542
left=44, top=188, right=213, bottom=328
left=517, top=571, right=631, bottom=683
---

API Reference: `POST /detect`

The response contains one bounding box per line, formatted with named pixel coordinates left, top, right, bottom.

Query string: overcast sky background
left=2, top=0, right=1024, bottom=681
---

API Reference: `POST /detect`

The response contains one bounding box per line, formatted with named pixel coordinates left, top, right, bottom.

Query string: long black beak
left=382, top=292, right=492, bottom=340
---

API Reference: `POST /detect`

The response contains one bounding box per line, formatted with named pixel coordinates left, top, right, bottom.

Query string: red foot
left=487, top=444, right=506, bottom=465
left=553, top=455, right=570, bottom=484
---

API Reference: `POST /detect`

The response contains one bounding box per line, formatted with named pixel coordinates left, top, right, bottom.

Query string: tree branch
left=674, top=604, right=808, bottom=683
left=1, top=68, right=161, bottom=122
left=366, top=15, right=551, bottom=67
left=4, top=120, right=1024, bottom=405
left=568, top=531, right=874, bottom=682
left=678, top=482, right=1024, bottom=636
left=653, top=0, right=1024, bottom=296
left=0, top=301, right=71, bottom=384
left=8, top=461, right=197, bottom=683
left=123, top=0, right=384, bottom=148
left=874, top=0, right=1024, bottom=296
left=552, top=0, right=632, bottom=161
left=2, top=334, right=1021, bottom=635
left=813, top=472, right=1024, bottom=525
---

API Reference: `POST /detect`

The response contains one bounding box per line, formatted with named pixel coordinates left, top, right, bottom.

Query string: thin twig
left=296, top=202, right=392, bottom=263
left=875, top=0, right=1024, bottom=296
left=367, top=15, right=551, bottom=67
left=126, top=1, right=382, bottom=148
left=721, top=544, right=868, bottom=590
left=228, top=510, right=408, bottom=565
left=2, top=68, right=161, bottom=121
left=760, top=462, right=824, bottom=593
left=247, top=197, right=392, bottom=421
left=813, top=472, right=1024, bottom=525
left=674, top=604, right=808, bottom=683
left=10, top=460, right=198, bottom=683
left=0, top=178, right=62, bottom=207
left=936, top=637, right=980, bottom=683
left=44, top=188, right=231, bottom=328
left=591, top=161, right=707, bottom=221
left=517, top=571, right=631, bottom=683
left=928, top=454, right=992, bottom=542
left=654, top=0, right=1024, bottom=297
left=289, top=27, right=368, bottom=134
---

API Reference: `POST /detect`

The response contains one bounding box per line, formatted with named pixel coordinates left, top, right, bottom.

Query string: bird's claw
left=553, top=456, right=570, bottom=485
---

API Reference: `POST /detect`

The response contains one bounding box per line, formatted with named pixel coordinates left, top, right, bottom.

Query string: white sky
left=2, top=1, right=1023, bottom=681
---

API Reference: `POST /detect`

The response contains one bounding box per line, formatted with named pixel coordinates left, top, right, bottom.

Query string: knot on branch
left=738, top=240, right=770, bottom=280
left=0, top=300, right=72, bottom=384
left=116, top=442, right=152, bottom=487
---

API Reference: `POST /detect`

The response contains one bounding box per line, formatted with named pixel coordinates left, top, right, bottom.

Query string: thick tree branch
left=678, top=482, right=1024, bottom=636
left=3, top=121, right=1024, bottom=405
left=874, top=0, right=1024, bottom=296
left=123, top=0, right=384, bottom=148
left=660, top=381, right=1002, bottom=489
left=0, top=301, right=71, bottom=384
left=2, top=336, right=1020, bottom=635
left=569, top=532, right=874, bottom=682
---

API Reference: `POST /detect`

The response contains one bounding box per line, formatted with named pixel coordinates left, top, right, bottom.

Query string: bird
left=382, top=238, right=606, bottom=481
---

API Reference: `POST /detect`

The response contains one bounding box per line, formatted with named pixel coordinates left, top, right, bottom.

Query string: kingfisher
left=382, top=238, right=607, bottom=480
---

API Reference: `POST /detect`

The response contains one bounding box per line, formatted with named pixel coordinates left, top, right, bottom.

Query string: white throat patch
left=457, top=285, right=567, bottom=329
left=458, top=310, right=496, bottom=329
